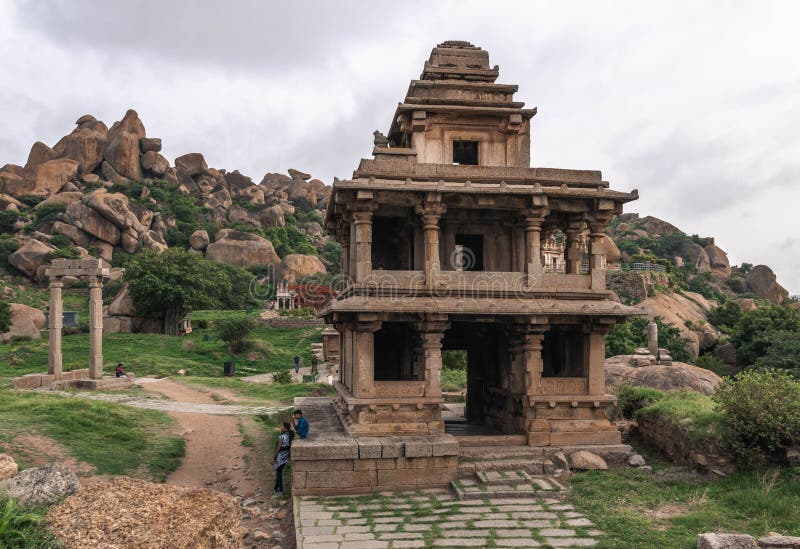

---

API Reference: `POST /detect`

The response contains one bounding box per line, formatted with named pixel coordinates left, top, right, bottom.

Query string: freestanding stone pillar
left=88, top=276, right=104, bottom=379
left=646, top=322, right=658, bottom=356
left=48, top=278, right=63, bottom=378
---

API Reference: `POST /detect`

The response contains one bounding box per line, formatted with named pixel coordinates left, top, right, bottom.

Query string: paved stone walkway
left=51, top=390, right=291, bottom=416
left=295, top=489, right=602, bottom=548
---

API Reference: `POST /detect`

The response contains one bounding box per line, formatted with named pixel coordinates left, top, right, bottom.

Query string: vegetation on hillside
left=0, top=300, right=10, bottom=333
left=605, top=316, right=692, bottom=362
left=123, top=249, right=258, bottom=335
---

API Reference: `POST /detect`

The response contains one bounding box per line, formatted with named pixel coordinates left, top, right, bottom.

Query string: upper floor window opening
left=453, top=140, right=479, bottom=165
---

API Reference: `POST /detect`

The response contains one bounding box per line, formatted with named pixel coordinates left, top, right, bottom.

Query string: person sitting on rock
left=271, top=422, right=294, bottom=497
left=293, top=409, right=309, bottom=439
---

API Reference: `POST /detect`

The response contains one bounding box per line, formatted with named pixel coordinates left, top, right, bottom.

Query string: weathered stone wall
left=291, top=435, right=459, bottom=496
left=606, top=271, right=649, bottom=302
left=637, top=415, right=734, bottom=474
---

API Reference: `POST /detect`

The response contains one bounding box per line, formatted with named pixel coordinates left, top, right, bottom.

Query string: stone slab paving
left=50, top=390, right=291, bottom=416
left=295, top=489, right=602, bottom=548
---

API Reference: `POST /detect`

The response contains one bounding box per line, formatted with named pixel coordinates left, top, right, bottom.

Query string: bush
left=707, top=300, right=743, bottom=334
left=442, top=368, right=467, bottom=392
left=695, top=354, right=731, bottom=376
left=605, top=316, right=693, bottom=362
left=442, top=350, right=467, bottom=371
left=216, top=317, right=256, bottom=353
left=272, top=370, right=292, bottom=384
left=752, top=331, right=800, bottom=379
left=0, top=497, right=58, bottom=548
left=731, top=305, right=800, bottom=366
left=713, top=369, right=800, bottom=465
left=0, top=210, right=22, bottom=234
left=196, top=319, right=209, bottom=329
left=0, top=300, right=11, bottom=333
left=616, top=385, right=664, bottom=419
left=33, top=202, right=67, bottom=227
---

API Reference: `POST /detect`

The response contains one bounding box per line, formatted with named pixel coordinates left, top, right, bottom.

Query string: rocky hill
left=0, top=110, right=335, bottom=284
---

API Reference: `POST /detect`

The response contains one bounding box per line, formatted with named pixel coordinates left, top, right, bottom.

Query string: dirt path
left=141, top=378, right=296, bottom=548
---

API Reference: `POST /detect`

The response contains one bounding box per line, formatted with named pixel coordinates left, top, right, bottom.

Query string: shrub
left=196, top=319, right=209, bottom=329
left=0, top=210, right=22, bottom=233
left=713, top=369, right=800, bottom=465
left=0, top=238, right=19, bottom=271
left=731, top=305, right=800, bottom=366
left=0, top=300, right=11, bottom=333
left=216, top=317, right=256, bottom=353
left=695, top=353, right=731, bottom=376
left=752, top=331, right=800, bottom=379
left=33, top=202, right=67, bottom=227
left=616, top=385, right=664, bottom=419
left=0, top=497, right=58, bottom=548
left=272, top=370, right=292, bottom=384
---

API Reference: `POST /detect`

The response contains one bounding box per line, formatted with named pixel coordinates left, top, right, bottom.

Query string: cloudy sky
left=1, top=0, right=798, bottom=292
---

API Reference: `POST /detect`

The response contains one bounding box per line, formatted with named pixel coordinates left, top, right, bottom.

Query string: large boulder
left=205, top=229, right=280, bottom=268
left=595, top=234, right=621, bottom=265
left=0, top=464, right=80, bottom=507
left=746, top=265, right=788, bottom=304
left=697, top=533, right=759, bottom=549
left=107, top=284, right=138, bottom=317
left=141, top=151, right=169, bottom=175
left=8, top=239, right=55, bottom=277
left=58, top=116, right=108, bottom=175
left=638, top=216, right=682, bottom=237
left=676, top=241, right=711, bottom=273
left=258, top=204, right=285, bottom=228
left=189, top=229, right=210, bottom=251
left=605, top=356, right=722, bottom=395
left=279, top=253, right=326, bottom=283
left=84, top=189, right=145, bottom=233
left=24, top=142, right=58, bottom=172
left=638, top=291, right=719, bottom=359
left=704, top=241, right=731, bottom=280
left=1, top=303, right=47, bottom=342
left=65, top=202, right=121, bottom=245
left=174, top=153, right=208, bottom=177
left=0, top=454, right=17, bottom=481
left=46, top=476, right=242, bottom=549
left=568, top=451, right=608, bottom=470
left=0, top=165, right=25, bottom=195
left=104, top=110, right=145, bottom=181
left=51, top=221, right=91, bottom=247
left=35, top=191, right=84, bottom=210
left=227, top=204, right=261, bottom=227
left=21, top=158, right=79, bottom=196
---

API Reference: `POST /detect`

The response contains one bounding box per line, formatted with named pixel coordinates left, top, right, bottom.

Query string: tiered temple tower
left=322, top=41, right=642, bottom=447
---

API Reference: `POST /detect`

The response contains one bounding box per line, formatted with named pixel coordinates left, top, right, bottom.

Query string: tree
left=605, top=316, right=693, bottom=362
left=0, top=300, right=11, bottom=333
left=123, top=249, right=257, bottom=335
left=753, top=331, right=800, bottom=379
left=217, top=317, right=256, bottom=353
left=731, top=305, right=800, bottom=366
left=707, top=300, right=743, bottom=334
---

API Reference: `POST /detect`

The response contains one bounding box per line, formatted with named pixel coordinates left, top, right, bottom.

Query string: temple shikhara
left=293, top=41, right=643, bottom=495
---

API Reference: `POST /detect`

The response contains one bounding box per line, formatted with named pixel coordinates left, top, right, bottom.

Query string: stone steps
left=451, top=470, right=567, bottom=500
left=456, top=434, right=528, bottom=447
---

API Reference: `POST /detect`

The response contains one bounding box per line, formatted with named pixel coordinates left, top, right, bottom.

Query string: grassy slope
left=0, top=317, right=322, bottom=382
left=0, top=391, right=184, bottom=481
left=573, top=457, right=800, bottom=548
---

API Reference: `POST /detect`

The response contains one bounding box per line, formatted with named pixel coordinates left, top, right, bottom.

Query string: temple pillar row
left=416, top=195, right=446, bottom=286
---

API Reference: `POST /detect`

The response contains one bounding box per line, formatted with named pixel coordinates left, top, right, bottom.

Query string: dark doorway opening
left=372, top=217, right=414, bottom=270
left=454, top=234, right=484, bottom=271
left=453, top=140, right=479, bottom=165
left=543, top=325, right=588, bottom=378
left=374, top=322, right=417, bottom=381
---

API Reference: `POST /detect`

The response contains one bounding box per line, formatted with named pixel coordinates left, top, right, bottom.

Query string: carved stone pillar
left=352, top=210, right=373, bottom=283
left=88, top=276, right=104, bottom=379
left=48, top=278, right=63, bottom=378
left=523, top=332, right=545, bottom=396
left=353, top=315, right=381, bottom=398
left=417, top=315, right=449, bottom=398
left=589, top=222, right=607, bottom=290
left=524, top=210, right=546, bottom=286
left=564, top=223, right=584, bottom=274
left=416, top=195, right=446, bottom=286
left=588, top=331, right=607, bottom=396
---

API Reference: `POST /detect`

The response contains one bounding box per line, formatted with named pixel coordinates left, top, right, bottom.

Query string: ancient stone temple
left=294, top=41, right=642, bottom=494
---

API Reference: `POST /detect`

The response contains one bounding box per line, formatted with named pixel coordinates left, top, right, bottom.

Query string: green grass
left=0, top=278, right=89, bottom=322
left=636, top=391, right=723, bottom=441
left=441, top=367, right=466, bottom=392
left=0, top=320, right=322, bottom=383
left=0, top=497, right=60, bottom=548
left=0, top=390, right=184, bottom=481
left=572, top=459, right=800, bottom=548
left=185, top=376, right=335, bottom=403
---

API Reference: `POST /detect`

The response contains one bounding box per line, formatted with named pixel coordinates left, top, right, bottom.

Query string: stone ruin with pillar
left=291, top=41, right=646, bottom=495
left=12, top=258, right=131, bottom=390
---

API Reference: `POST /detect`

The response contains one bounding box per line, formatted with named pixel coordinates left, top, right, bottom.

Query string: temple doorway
left=442, top=322, right=512, bottom=436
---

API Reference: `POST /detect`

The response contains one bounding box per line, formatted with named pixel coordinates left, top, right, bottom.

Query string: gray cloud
left=2, top=0, right=799, bottom=292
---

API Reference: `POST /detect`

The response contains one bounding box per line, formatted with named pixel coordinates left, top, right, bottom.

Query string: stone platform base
left=11, top=369, right=90, bottom=389
left=68, top=377, right=134, bottom=390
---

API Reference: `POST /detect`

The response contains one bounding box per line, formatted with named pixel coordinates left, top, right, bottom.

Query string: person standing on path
left=293, top=354, right=300, bottom=374
left=272, top=422, right=294, bottom=497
